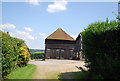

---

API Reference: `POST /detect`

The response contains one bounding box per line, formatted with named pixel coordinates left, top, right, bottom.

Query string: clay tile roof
left=46, top=28, right=74, bottom=41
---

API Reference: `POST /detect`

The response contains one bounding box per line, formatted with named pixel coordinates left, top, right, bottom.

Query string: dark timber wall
left=45, top=39, right=75, bottom=59
left=73, top=34, right=83, bottom=59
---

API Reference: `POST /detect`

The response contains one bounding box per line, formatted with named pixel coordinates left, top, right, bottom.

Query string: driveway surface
left=29, top=59, right=85, bottom=79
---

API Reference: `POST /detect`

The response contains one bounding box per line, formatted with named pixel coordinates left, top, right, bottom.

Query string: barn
left=73, top=34, right=84, bottom=59
left=45, top=28, right=75, bottom=59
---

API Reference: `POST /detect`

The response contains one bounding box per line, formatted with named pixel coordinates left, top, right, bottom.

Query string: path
left=29, top=59, right=85, bottom=79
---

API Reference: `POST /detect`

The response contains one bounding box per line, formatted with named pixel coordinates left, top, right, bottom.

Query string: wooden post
left=43, top=44, right=46, bottom=61
left=59, top=49, right=61, bottom=59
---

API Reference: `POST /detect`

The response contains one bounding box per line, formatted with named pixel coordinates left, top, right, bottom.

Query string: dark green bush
left=31, top=52, right=44, bottom=59
left=81, top=20, right=120, bottom=79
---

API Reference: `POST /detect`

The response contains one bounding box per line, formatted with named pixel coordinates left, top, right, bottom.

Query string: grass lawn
left=6, top=64, right=36, bottom=79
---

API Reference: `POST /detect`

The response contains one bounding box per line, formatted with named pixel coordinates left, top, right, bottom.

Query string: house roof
left=46, top=28, right=74, bottom=41
left=75, top=33, right=81, bottom=41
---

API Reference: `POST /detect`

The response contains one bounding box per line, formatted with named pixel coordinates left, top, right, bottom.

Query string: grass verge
left=6, top=64, right=36, bottom=79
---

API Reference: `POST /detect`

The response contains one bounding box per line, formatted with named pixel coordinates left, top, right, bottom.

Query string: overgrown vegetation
left=31, top=52, right=44, bottom=59
left=5, top=64, right=36, bottom=79
left=1, top=31, right=31, bottom=78
left=81, top=20, right=120, bottom=79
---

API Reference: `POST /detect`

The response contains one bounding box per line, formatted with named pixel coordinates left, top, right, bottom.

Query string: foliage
left=17, top=45, right=31, bottom=67
left=29, top=49, right=44, bottom=53
left=5, top=64, right=36, bottom=79
left=31, top=52, right=44, bottom=59
left=2, top=32, right=20, bottom=77
left=81, top=20, right=120, bottom=79
left=0, top=31, right=2, bottom=79
left=1, top=31, right=30, bottom=78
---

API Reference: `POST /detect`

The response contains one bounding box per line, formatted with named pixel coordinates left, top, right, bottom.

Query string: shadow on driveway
left=58, top=71, right=89, bottom=80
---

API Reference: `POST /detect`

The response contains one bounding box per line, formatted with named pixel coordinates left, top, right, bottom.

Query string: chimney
left=7, top=32, right=9, bottom=35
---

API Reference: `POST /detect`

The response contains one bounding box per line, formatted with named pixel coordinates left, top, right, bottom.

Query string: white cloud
left=27, top=35, right=36, bottom=40
left=0, top=23, right=36, bottom=41
left=15, top=30, right=36, bottom=40
left=28, top=0, right=40, bottom=6
left=24, top=27, right=32, bottom=32
left=39, top=33, right=45, bottom=36
left=71, top=35, right=78, bottom=40
left=0, top=24, right=16, bottom=31
left=47, top=0, right=68, bottom=13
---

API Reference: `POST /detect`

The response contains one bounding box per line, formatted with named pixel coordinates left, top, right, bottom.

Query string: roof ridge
left=59, top=28, right=74, bottom=39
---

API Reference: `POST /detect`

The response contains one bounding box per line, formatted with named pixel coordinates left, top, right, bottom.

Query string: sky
left=0, top=0, right=119, bottom=49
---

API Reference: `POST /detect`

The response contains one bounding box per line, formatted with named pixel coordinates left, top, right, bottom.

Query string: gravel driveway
left=29, top=59, right=85, bottom=79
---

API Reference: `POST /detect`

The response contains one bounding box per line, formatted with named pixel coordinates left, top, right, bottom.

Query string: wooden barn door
left=50, top=49, right=56, bottom=59
left=61, top=49, right=64, bottom=59
left=53, top=49, right=56, bottom=59
left=56, top=49, right=60, bottom=59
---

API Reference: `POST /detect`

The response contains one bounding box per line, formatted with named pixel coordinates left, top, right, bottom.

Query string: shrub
left=0, top=31, right=2, bottom=79
left=17, top=44, right=31, bottom=67
left=2, top=32, right=20, bottom=77
left=31, top=52, right=44, bottom=59
left=81, top=20, right=120, bottom=79
left=1, top=31, right=31, bottom=78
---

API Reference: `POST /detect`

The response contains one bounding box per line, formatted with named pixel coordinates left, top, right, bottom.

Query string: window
left=47, top=49, right=50, bottom=51
left=56, top=49, right=59, bottom=51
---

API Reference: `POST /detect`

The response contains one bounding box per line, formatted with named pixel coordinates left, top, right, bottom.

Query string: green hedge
left=81, top=20, right=120, bottom=79
left=0, top=31, right=2, bottom=79
left=2, top=32, right=21, bottom=77
left=31, top=52, right=44, bottom=59
left=1, top=31, right=30, bottom=78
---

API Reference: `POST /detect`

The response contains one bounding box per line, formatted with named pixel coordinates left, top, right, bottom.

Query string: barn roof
left=46, top=28, right=74, bottom=41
